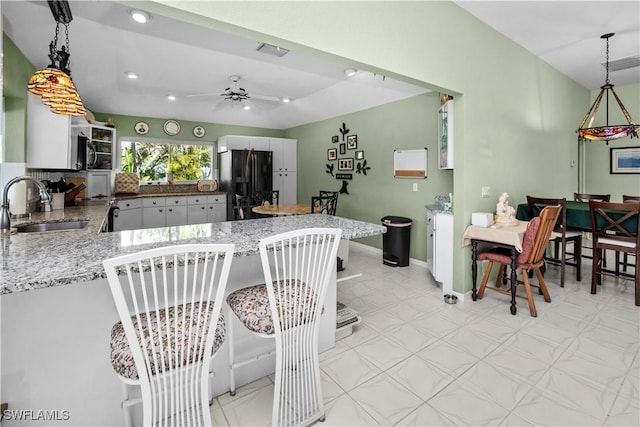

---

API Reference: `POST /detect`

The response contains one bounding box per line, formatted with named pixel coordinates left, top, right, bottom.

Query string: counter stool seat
left=110, top=302, right=226, bottom=380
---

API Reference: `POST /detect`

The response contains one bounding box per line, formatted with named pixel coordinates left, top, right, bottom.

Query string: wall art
left=355, top=150, right=364, bottom=160
left=340, top=122, right=350, bottom=141
left=347, top=135, right=358, bottom=149
left=339, top=143, right=346, bottom=155
left=610, top=146, right=640, bottom=174
left=336, top=173, right=353, bottom=180
left=325, top=163, right=335, bottom=177
left=328, top=148, right=337, bottom=161
left=338, top=158, right=354, bottom=171
left=332, top=135, right=339, bottom=143
left=356, top=160, right=371, bottom=175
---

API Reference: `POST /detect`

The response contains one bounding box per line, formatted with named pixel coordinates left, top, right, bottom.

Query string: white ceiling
left=3, top=1, right=639, bottom=131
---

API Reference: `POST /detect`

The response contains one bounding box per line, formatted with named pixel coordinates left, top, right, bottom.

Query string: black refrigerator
left=218, top=149, right=273, bottom=220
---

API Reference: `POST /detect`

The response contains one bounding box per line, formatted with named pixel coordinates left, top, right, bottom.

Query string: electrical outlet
left=481, top=186, right=491, bottom=198
left=413, top=183, right=418, bottom=192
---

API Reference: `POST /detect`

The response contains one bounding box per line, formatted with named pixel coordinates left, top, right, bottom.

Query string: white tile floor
left=210, top=245, right=639, bottom=426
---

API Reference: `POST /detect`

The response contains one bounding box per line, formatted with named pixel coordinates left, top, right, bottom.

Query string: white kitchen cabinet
left=86, top=124, right=116, bottom=170
left=274, top=170, right=297, bottom=205
left=26, top=93, right=86, bottom=169
left=270, top=138, right=297, bottom=172
left=142, top=197, right=166, bottom=229
left=113, top=199, right=143, bottom=231
left=217, top=135, right=250, bottom=152
left=187, top=195, right=208, bottom=224
left=207, top=195, right=226, bottom=223
left=86, top=171, right=112, bottom=198
left=249, top=137, right=270, bottom=150
left=165, top=196, right=188, bottom=226
left=426, top=210, right=453, bottom=294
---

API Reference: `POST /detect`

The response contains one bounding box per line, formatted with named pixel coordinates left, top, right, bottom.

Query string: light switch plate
left=413, top=183, right=418, bottom=192
left=481, top=186, right=490, bottom=198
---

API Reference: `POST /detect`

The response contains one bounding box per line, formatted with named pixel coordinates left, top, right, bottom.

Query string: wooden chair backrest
left=523, top=204, right=562, bottom=266
left=589, top=201, right=640, bottom=248
left=526, top=196, right=567, bottom=236
left=574, top=192, right=611, bottom=202
left=622, top=195, right=640, bottom=203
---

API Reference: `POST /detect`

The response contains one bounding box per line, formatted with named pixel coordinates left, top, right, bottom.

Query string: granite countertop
left=0, top=207, right=385, bottom=295
left=115, top=191, right=226, bottom=200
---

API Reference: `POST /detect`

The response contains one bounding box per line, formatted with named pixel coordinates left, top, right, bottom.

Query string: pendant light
left=577, top=33, right=638, bottom=144
left=27, top=1, right=85, bottom=117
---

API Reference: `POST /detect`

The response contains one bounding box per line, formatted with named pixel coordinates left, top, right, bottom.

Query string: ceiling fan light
left=282, top=97, right=290, bottom=103
left=344, top=68, right=357, bottom=77
left=126, top=72, right=138, bottom=79
left=243, top=105, right=251, bottom=110
left=167, top=95, right=176, bottom=101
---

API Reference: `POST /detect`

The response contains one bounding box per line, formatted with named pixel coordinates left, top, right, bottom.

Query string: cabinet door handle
left=195, top=199, right=200, bottom=203
left=201, top=206, right=205, bottom=210
left=152, top=201, right=157, bottom=205
left=159, top=209, right=163, bottom=212
left=168, top=208, right=173, bottom=212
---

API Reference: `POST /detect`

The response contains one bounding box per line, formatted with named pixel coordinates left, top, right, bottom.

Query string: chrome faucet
left=1, top=176, right=51, bottom=232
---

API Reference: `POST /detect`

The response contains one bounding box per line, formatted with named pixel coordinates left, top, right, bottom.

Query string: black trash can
left=381, top=216, right=412, bottom=267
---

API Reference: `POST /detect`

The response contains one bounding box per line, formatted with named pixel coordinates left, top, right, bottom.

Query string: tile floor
left=210, top=245, right=639, bottom=426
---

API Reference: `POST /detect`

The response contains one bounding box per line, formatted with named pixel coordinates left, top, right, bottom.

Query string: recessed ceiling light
left=243, top=105, right=251, bottom=110
left=129, top=10, right=151, bottom=24
left=167, top=95, right=176, bottom=101
left=344, top=68, right=357, bottom=77
left=126, top=72, right=138, bottom=79
left=282, top=97, right=290, bottom=103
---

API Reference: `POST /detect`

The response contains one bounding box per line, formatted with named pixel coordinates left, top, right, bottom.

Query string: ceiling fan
left=187, top=75, right=281, bottom=111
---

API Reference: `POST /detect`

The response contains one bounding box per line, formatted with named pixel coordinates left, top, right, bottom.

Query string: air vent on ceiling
left=256, top=43, right=289, bottom=57
left=602, top=55, right=640, bottom=72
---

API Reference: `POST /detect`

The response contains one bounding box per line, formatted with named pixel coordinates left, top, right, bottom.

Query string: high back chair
left=574, top=193, right=612, bottom=267
left=527, top=196, right=582, bottom=287
left=477, top=205, right=561, bottom=316
left=226, top=228, right=342, bottom=426
left=254, top=190, right=280, bottom=218
left=234, top=194, right=252, bottom=220
left=311, top=195, right=338, bottom=216
left=103, top=243, right=234, bottom=427
left=619, top=195, right=640, bottom=272
left=589, top=200, right=640, bottom=306
left=319, top=190, right=338, bottom=199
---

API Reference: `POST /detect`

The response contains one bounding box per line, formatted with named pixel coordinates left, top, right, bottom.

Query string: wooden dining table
left=252, top=203, right=312, bottom=216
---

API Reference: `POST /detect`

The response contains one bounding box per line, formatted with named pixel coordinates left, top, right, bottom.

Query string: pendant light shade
left=27, top=1, right=86, bottom=117
left=577, top=33, right=638, bottom=143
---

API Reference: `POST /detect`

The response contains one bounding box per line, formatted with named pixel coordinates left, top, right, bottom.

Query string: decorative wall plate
left=163, top=119, right=181, bottom=135
left=134, top=121, right=149, bottom=135
left=193, top=125, right=206, bottom=138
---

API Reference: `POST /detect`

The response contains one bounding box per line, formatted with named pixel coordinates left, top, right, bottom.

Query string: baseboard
left=349, top=241, right=428, bottom=269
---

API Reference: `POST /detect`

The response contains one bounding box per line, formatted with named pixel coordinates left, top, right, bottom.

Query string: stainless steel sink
left=15, top=220, right=89, bottom=233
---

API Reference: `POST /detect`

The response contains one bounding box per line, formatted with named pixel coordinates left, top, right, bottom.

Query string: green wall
left=2, top=33, right=34, bottom=162
left=153, top=0, right=590, bottom=294
left=286, top=93, right=450, bottom=261
left=583, top=83, right=640, bottom=199
left=92, top=112, right=285, bottom=146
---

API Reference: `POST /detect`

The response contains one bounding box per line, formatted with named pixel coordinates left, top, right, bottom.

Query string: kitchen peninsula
left=0, top=206, right=385, bottom=426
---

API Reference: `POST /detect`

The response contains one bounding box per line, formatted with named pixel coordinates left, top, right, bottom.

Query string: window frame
left=117, top=136, right=216, bottom=184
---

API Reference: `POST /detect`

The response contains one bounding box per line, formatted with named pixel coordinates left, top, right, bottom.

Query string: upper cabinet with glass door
left=87, top=124, right=115, bottom=170
left=438, top=99, right=454, bottom=170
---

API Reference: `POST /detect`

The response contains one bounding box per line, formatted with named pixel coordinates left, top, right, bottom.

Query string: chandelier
left=577, top=33, right=638, bottom=144
left=27, top=1, right=85, bottom=116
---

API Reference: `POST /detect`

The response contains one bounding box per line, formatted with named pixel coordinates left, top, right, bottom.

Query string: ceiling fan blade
left=187, top=92, right=221, bottom=98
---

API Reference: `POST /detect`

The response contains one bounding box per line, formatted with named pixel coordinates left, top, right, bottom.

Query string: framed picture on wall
left=338, top=158, right=354, bottom=171
left=355, top=150, right=364, bottom=160
left=610, top=146, right=640, bottom=174
left=332, top=135, right=339, bottom=143
left=339, top=143, right=346, bottom=155
left=327, top=148, right=337, bottom=161
left=347, top=135, right=358, bottom=149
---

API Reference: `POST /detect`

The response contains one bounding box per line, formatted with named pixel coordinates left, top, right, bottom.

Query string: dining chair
left=574, top=192, right=612, bottom=267
left=615, top=195, right=640, bottom=274
left=103, top=243, right=234, bottom=427
left=226, top=228, right=342, bottom=426
left=256, top=190, right=280, bottom=207
left=311, top=195, right=338, bottom=216
left=589, top=200, right=640, bottom=306
left=477, top=204, right=561, bottom=316
left=235, top=194, right=253, bottom=220
left=527, top=196, right=582, bottom=287
left=319, top=190, right=339, bottom=198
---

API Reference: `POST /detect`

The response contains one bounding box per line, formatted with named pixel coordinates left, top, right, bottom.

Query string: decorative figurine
left=495, top=192, right=517, bottom=225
